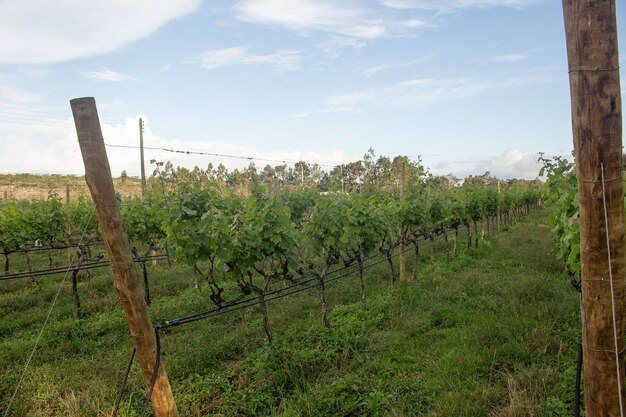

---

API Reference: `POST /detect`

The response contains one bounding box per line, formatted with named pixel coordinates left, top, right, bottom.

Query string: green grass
left=0, top=210, right=580, bottom=416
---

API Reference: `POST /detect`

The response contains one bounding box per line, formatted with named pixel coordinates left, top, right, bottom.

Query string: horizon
left=0, top=1, right=623, bottom=180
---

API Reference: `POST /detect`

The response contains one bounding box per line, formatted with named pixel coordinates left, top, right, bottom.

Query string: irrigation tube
left=114, top=241, right=429, bottom=415
left=115, top=207, right=542, bottom=415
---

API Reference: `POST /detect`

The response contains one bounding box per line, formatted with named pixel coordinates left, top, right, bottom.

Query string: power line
left=0, top=118, right=64, bottom=127
left=0, top=111, right=66, bottom=123
left=0, top=104, right=69, bottom=118
left=104, top=142, right=340, bottom=168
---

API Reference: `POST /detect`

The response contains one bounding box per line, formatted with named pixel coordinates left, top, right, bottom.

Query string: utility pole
left=497, top=180, right=501, bottom=231
left=340, top=166, right=344, bottom=194
left=562, top=2, right=624, bottom=416
left=66, top=185, right=71, bottom=265
left=70, top=98, right=179, bottom=417
left=139, top=118, right=146, bottom=196
left=398, top=159, right=406, bottom=283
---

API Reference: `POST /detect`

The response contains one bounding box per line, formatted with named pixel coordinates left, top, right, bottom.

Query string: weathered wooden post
left=70, top=97, right=179, bottom=417
left=66, top=185, right=72, bottom=265
left=139, top=117, right=147, bottom=197
left=562, top=1, right=624, bottom=415
left=398, top=159, right=406, bottom=283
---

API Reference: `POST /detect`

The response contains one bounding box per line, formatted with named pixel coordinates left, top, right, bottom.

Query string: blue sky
left=0, top=0, right=623, bottom=179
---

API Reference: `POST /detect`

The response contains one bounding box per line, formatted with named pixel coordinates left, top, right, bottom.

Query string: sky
left=0, top=0, right=623, bottom=180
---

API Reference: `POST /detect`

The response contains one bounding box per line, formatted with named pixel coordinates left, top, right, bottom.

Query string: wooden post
left=66, top=185, right=72, bottom=265
left=562, top=2, right=624, bottom=416
left=398, top=159, right=406, bottom=283
left=139, top=118, right=147, bottom=196
left=497, top=181, right=501, bottom=231
left=70, top=97, right=179, bottom=417
left=3, top=190, right=7, bottom=200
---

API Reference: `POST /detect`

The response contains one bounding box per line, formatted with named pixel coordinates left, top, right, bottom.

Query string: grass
left=0, top=210, right=580, bottom=416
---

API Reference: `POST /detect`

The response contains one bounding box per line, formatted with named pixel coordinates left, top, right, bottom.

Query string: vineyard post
left=341, top=166, right=345, bottom=193
left=66, top=185, right=71, bottom=265
left=398, top=159, right=406, bottom=282
left=139, top=117, right=147, bottom=196
left=496, top=180, right=501, bottom=231
left=562, top=2, right=624, bottom=416
left=70, top=97, right=179, bottom=417
left=3, top=190, right=7, bottom=200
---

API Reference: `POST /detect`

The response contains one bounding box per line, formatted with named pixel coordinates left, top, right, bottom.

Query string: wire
left=104, top=142, right=339, bottom=168
left=0, top=118, right=65, bottom=127
left=0, top=104, right=68, bottom=118
left=9, top=239, right=104, bottom=255
left=0, top=255, right=168, bottom=282
left=113, top=209, right=528, bottom=413
left=157, top=218, right=489, bottom=328
left=575, top=289, right=583, bottom=417
left=141, top=327, right=162, bottom=417
left=158, top=242, right=413, bottom=329
left=2, top=210, right=95, bottom=417
left=135, top=246, right=410, bottom=416
left=600, top=162, right=625, bottom=417
left=1, top=236, right=99, bottom=255
left=158, top=239, right=407, bottom=327
left=112, top=347, right=136, bottom=417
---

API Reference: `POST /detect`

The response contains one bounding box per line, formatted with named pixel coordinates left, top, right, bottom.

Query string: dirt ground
left=0, top=174, right=142, bottom=201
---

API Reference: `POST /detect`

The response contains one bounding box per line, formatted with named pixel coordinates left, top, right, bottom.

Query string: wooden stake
left=399, top=159, right=406, bottom=283
left=70, top=97, right=179, bottom=417
left=66, top=185, right=72, bottom=265
left=139, top=118, right=147, bottom=196
left=562, top=2, right=624, bottom=415
left=497, top=181, right=501, bottom=231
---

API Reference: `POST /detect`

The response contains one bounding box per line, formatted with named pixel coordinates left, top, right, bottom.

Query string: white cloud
left=403, top=19, right=427, bottom=28
left=325, top=72, right=556, bottom=111
left=191, top=47, right=303, bottom=71
left=0, top=86, right=41, bottom=103
left=430, top=149, right=542, bottom=179
left=82, top=68, right=138, bottom=82
left=483, top=53, right=528, bottom=63
left=236, top=0, right=384, bottom=38
left=235, top=0, right=426, bottom=42
left=362, top=51, right=442, bottom=77
left=478, top=149, right=542, bottom=179
left=0, top=0, right=201, bottom=64
left=290, top=112, right=312, bottom=118
left=317, top=36, right=368, bottom=59
left=381, top=0, right=537, bottom=11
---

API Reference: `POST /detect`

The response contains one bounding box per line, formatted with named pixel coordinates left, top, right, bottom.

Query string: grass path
left=0, top=210, right=580, bottom=416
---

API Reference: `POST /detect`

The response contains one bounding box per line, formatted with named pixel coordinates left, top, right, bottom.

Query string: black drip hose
left=112, top=347, right=136, bottom=417
left=574, top=341, right=582, bottom=417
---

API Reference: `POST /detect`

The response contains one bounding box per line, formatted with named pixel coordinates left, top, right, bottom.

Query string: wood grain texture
left=562, top=2, right=624, bottom=415
left=70, top=97, right=179, bottom=417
